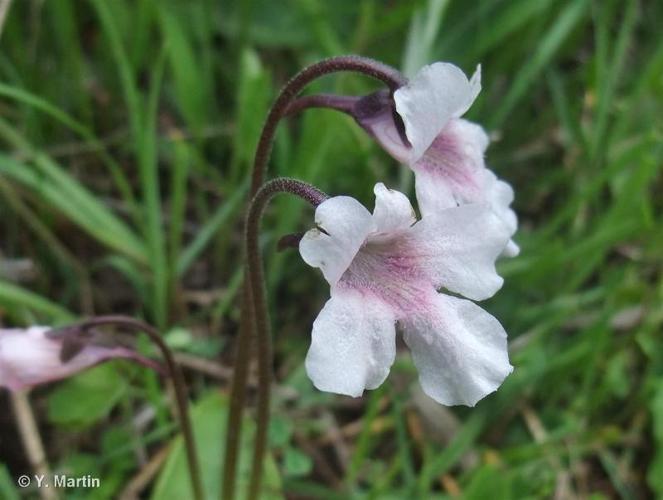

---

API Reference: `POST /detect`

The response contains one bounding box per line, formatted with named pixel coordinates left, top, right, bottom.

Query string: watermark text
left=17, top=474, right=101, bottom=489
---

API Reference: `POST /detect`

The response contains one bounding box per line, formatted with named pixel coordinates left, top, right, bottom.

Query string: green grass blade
left=0, top=82, right=138, bottom=215
left=0, top=151, right=147, bottom=263
left=159, top=3, right=210, bottom=135
left=177, top=180, right=248, bottom=277
left=418, top=412, right=486, bottom=492
left=168, top=138, right=191, bottom=284
left=474, top=0, right=553, bottom=56
left=589, top=0, right=637, bottom=162
left=140, top=49, right=168, bottom=327
left=0, top=280, right=74, bottom=323
left=401, top=0, right=449, bottom=77
left=490, top=0, right=588, bottom=128
left=89, top=0, right=142, bottom=149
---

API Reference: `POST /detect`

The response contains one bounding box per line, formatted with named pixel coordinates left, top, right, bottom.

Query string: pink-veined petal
left=305, top=288, right=396, bottom=397
left=413, top=118, right=490, bottom=218
left=402, top=293, right=512, bottom=406
left=394, top=63, right=481, bottom=163
left=410, top=204, right=508, bottom=301
left=372, top=183, right=416, bottom=234
left=299, top=196, right=374, bottom=286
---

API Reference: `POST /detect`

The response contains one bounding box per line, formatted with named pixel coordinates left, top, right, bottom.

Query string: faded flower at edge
left=0, top=326, right=157, bottom=392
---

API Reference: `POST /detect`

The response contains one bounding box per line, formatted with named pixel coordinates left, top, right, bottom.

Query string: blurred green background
left=0, top=0, right=662, bottom=498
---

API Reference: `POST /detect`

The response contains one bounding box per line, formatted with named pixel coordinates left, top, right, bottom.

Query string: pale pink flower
left=299, top=183, right=513, bottom=406
left=356, top=63, right=519, bottom=256
left=0, top=326, right=156, bottom=392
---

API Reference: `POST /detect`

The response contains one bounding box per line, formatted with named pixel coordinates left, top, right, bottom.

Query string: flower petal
left=413, top=118, right=490, bottom=218
left=410, top=204, right=508, bottom=301
left=394, top=63, right=481, bottom=162
left=484, top=169, right=517, bottom=235
left=413, top=168, right=457, bottom=215
left=364, top=112, right=411, bottom=163
left=305, top=288, right=396, bottom=397
left=503, top=240, right=521, bottom=257
left=483, top=169, right=519, bottom=256
left=299, top=196, right=374, bottom=286
left=372, top=183, right=416, bottom=234
left=402, top=293, right=512, bottom=406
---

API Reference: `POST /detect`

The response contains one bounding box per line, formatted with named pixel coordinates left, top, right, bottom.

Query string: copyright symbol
left=17, top=475, right=30, bottom=487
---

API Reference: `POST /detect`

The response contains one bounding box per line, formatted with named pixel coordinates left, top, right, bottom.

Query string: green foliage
left=464, top=464, right=511, bottom=499
left=151, top=392, right=282, bottom=499
left=0, top=465, right=19, bottom=500
left=0, top=280, right=73, bottom=323
left=47, top=364, right=130, bottom=427
left=648, top=383, right=663, bottom=495
left=0, top=0, right=661, bottom=498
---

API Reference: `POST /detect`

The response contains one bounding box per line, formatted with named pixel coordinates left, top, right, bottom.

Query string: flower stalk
left=284, top=93, right=359, bottom=117
left=249, top=56, right=406, bottom=195
left=49, top=316, right=203, bottom=500
left=223, top=56, right=403, bottom=500
left=10, top=391, right=58, bottom=500
left=244, top=178, right=327, bottom=500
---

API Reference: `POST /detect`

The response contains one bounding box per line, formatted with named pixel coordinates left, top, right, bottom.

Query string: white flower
left=356, top=63, right=519, bottom=256
left=298, top=183, right=513, bottom=406
left=0, top=326, right=155, bottom=392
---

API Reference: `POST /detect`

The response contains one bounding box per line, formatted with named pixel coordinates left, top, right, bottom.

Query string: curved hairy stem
left=250, top=56, right=405, bottom=195
left=283, top=93, right=359, bottom=117
left=221, top=282, right=254, bottom=499
left=223, top=56, right=404, bottom=500
left=58, top=316, right=203, bottom=500
left=244, top=179, right=327, bottom=500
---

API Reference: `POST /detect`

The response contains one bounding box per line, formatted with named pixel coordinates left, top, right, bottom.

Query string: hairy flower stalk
left=248, top=56, right=406, bottom=195
left=243, top=179, right=327, bottom=500
left=222, top=56, right=404, bottom=500
left=47, top=316, right=204, bottom=500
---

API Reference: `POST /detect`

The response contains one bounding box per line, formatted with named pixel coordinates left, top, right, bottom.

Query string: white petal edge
left=502, top=240, right=520, bottom=258
left=410, top=204, right=509, bottom=301
left=483, top=170, right=519, bottom=257
left=402, top=293, right=512, bottom=406
left=484, top=169, right=518, bottom=235
left=305, top=288, right=397, bottom=397
left=299, top=196, right=374, bottom=286
left=372, top=183, right=416, bottom=234
left=394, top=62, right=481, bottom=163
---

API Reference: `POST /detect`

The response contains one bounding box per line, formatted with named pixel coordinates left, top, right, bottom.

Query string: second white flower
left=299, top=183, right=514, bottom=406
